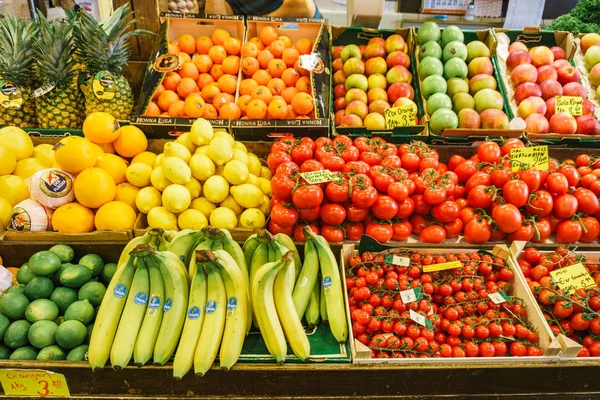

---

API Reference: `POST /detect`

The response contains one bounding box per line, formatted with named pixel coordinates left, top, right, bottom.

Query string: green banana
left=88, top=256, right=135, bottom=371
left=274, top=233, right=302, bottom=281
left=166, top=229, right=206, bottom=268
left=319, top=279, right=328, bottom=324
left=292, top=239, right=319, bottom=319
left=110, top=257, right=150, bottom=370
left=242, top=233, right=259, bottom=269
left=305, top=280, right=320, bottom=328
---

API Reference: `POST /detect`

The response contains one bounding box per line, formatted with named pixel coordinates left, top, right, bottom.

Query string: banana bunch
left=117, top=228, right=170, bottom=268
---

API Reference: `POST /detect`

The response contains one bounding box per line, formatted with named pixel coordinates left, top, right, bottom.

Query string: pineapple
left=0, top=15, right=38, bottom=128
left=73, top=4, right=150, bottom=120
left=33, top=14, right=84, bottom=129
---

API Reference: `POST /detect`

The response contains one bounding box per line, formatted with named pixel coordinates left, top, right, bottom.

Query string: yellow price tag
left=510, top=146, right=549, bottom=173
left=550, top=263, right=597, bottom=293
left=92, top=71, right=116, bottom=101
left=384, top=105, right=416, bottom=129
left=555, top=96, right=583, bottom=116
left=300, top=169, right=338, bottom=184
left=0, top=369, right=70, bottom=397
left=423, top=260, right=461, bottom=273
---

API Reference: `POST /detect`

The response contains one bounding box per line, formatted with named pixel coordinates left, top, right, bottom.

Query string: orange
left=196, top=36, right=214, bottom=54
left=249, top=37, right=265, bottom=50
left=115, top=182, right=140, bottom=212
left=294, top=60, right=310, bottom=77
left=286, top=104, right=298, bottom=119
left=222, top=55, right=240, bottom=75
left=237, top=95, right=252, bottom=115
left=201, top=82, right=221, bottom=103
left=213, top=93, right=235, bottom=111
left=212, top=28, right=231, bottom=45
left=241, top=57, right=260, bottom=77
left=54, top=138, right=98, bottom=174
left=95, top=201, right=137, bottom=231
left=218, top=74, right=237, bottom=94
left=184, top=94, right=206, bottom=118
left=241, top=42, right=259, bottom=58
left=163, top=71, right=182, bottom=91
left=95, top=153, right=128, bottom=184
left=267, top=78, right=286, bottom=96
left=282, top=86, right=298, bottom=104
left=74, top=167, right=116, bottom=208
left=296, top=38, right=313, bottom=55
left=281, top=68, right=300, bottom=87
left=177, top=77, right=199, bottom=98
left=168, top=41, right=180, bottom=54
left=193, top=54, right=213, bottom=73
left=251, top=85, right=273, bottom=104
left=97, top=141, right=115, bottom=154
left=179, top=52, right=192, bottom=64
left=168, top=100, right=186, bottom=117
left=246, top=99, right=268, bottom=119
left=279, top=36, right=293, bottom=48
left=178, top=34, right=196, bottom=55
left=252, top=70, right=272, bottom=86
left=158, top=90, right=179, bottom=111
left=291, top=92, right=314, bottom=115
left=197, top=73, right=214, bottom=90
left=219, top=102, right=242, bottom=119
left=146, top=102, right=161, bottom=116
left=83, top=112, right=119, bottom=144
left=296, top=76, right=311, bottom=93
left=270, top=40, right=285, bottom=58
left=240, top=79, right=259, bottom=96
left=51, top=203, right=96, bottom=233
left=112, top=126, right=148, bottom=158
left=259, top=26, right=279, bottom=46
left=268, top=97, right=288, bottom=119
left=209, top=45, right=227, bottom=64
left=267, top=59, right=286, bottom=78
left=282, top=48, right=300, bottom=67
left=210, top=64, right=225, bottom=81
left=152, top=83, right=164, bottom=101
left=160, top=112, right=170, bottom=117
left=257, top=49, right=275, bottom=69
left=204, top=104, right=218, bottom=118
left=223, top=37, right=242, bottom=55
left=180, top=61, right=199, bottom=80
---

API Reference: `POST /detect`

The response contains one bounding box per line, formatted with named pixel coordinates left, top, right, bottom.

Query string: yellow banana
left=274, top=233, right=302, bottom=281
left=88, top=256, right=135, bottom=371
left=242, top=233, right=259, bottom=268
left=249, top=243, right=269, bottom=329
left=194, top=261, right=226, bottom=377
left=110, top=257, right=149, bottom=370
left=319, top=280, right=328, bottom=324
left=188, top=239, right=213, bottom=279
left=117, top=230, right=157, bottom=268
left=166, top=229, right=206, bottom=268
left=222, top=235, right=251, bottom=334
left=292, top=239, right=319, bottom=319
left=305, top=280, right=320, bottom=328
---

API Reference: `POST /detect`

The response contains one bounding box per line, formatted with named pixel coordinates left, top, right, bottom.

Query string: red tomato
left=359, top=151, right=383, bottom=166
left=448, top=155, right=466, bottom=171
left=380, top=155, right=401, bottom=169
left=466, top=171, right=492, bottom=193
left=507, top=221, right=534, bottom=242
left=401, top=153, right=420, bottom=171
left=276, top=161, right=299, bottom=176
left=271, top=175, right=295, bottom=200
left=391, top=220, right=412, bottom=241
left=294, top=225, right=319, bottom=242
left=333, top=134, right=353, bottom=148
left=525, top=190, right=553, bottom=217
left=300, top=159, right=324, bottom=173
left=558, top=164, right=580, bottom=187
left=556, top=220, right=583, bottom=243
left=454, top=160, right=478, bottom=182
left=343, top=161, right=370, bottom=175
left=351, top=186, right=378, bottom=208
left=325, top=180, right=349, bottom=203
left=420, top=225, right=446, bottom=243
left=432, top=200, right=461, bottom=223
left=371, top=195, right=399, bottom=220
left=345, top=222, right=365, bottom=241
left=553, top=194, right=578, bottom=219
left=491, top=168, right=511, bottom=188
left=518, top=168, right=542, bottom=192
left=501, top=138, right=525, bottom=155
left=464, top=217, right=492, bottom=244
left=574, top=188, right=599, bottom=215
left=396, top=198, right=416, bottom=219
left=321, top=155, right=345, bottom=171
left=366, top=222, right=393, bottom=243
left=410, top=214, right=428, bottom=235
left=268, top=220, right=294, bottom=236
left=292, top=185, right=323, bottom=209
left=477, top=141, right=501, bottom=163
left=319, top=204, right=346, bottom=226
left=546, top=172, right=569, bottom=195
left=321, top=224, right=344, bottom=242
left=387, top=181, right=412, bottom=202
left=468, top=185, right=495, bottom=209
left=340, top=146, right=360, bottom=163
left=346, top=204, right=370, bottom=222
left=267, top=151, right=292, bottom=172
left=315, top=137, right=332, bottom=148
left=492, top=204, right=522, bottom=233
left=503, top=179, right=529, bottom=208
left=423, top=186, right=447, bottom=205
left=580, top=217, right=600, bottom=243
left=443, top=218, right=463, bottom=239
left=298, top=206, right=320, bottom=222
left=290, top=145, right=313, bottom=165
left=270, top=203, right=299, bottom=227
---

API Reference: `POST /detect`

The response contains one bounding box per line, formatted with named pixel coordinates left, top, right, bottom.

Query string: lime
left=60, top=265, right=92, bottom=288
left=101, top=263, right=117, bottom=285
left=78, top=282, right=106, bottom=306
left=25, top=299, right=59, bottom=322
left=67, top=344, right=88, bottom=361
left=51, top=263, right=71, bottom=286
left=9, top=346, right=37, bottom=360
left=0, top=314, right=9, bottom=341
left=6, top=284, right=26, bottom=295
left=55, top=320, right=86, bottom=349
left=28, top=320, right=57, bottom=349
left=86, top=323, right=94, bottom=343
left=0, top=344, right=11, bottom=359
left=64, top=299, right=94, bottom=325
left=78, top=254, right=104, bottom=278
left=24, top=276, right=54, bottom=300
left=16, top=264, right=35, bottom=284
left=53, top=316, right=64, bottom=326
left=4, top=320, right=31, bottom=349
left=49, top=244, right=74, bottom=263
left=0, top=293, right=30, bottom=320
left=28, top=251, right=62, bottom=276
left=50, top=287, right=78, bottom=314
left=37, top=345, right=66, bottom=360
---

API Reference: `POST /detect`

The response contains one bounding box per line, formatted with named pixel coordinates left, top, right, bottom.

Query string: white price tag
left=384, top=254, right=410, bottom=266
left=410, top=309, right=427, bottom=327
left=400, top=289, right=417, bottom=304
left=488, top=292, right=509, bottom=305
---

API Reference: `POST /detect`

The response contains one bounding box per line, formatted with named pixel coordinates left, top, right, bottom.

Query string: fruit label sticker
left=134, top=291, right=148, bottom=306
left=32, top=83, right=56, bottom=98
left=79, top=72, right=93, bottom=93
left=300, top=170, right=337, bottom=184
left=164, top=297, right=173, bottom=312
left=148, top=295, right=161, bottom=317
left=113, top=284, right=127, bottom=298
left=154, top=54, right=181, bottom=73
left=555, top=96, right=583, bottom=116
left=92, top=71, right=116, bottom=101
left=409, top=309, right=433, bottom=328
left=423, top=260, right=462, bottom=273
left=205, top=300, right=217, bottom=314
left=550, top=263, right=597, bottom=293
left=384, top=105, right=416, bottom=129
left=188, top=306, right=201, bottom=320
left=0, top=369, right=70, bottom=397
left=298, top=54, right=325, bottom=73
left=400, top=287, right=423, bottom=304
left=0, top=82, right=23, bottom=109
left=322, top=276, right=332, bottom=295
left=9, top=207, right=31, bottom=231
left=510, top=146, right=549, bottom=173
left=488, top=291, right=510, bottom=305
left=227, top=297, right=237, bottom=317
left=384, top=254, right=410, bottom=267
left=38, top=170, right=73, bottom=199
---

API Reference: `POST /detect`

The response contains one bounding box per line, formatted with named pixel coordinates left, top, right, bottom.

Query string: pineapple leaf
left=0, top=15, right=37, bottom=87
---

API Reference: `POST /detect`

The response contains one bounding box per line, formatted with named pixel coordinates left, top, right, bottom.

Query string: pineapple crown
left=73, top=4, right=152, bottom=75
left=0, top=15, right=38, bottom=87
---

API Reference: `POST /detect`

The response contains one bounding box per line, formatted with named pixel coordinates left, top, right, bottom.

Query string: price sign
left=488, top=291, right=510, bottom=305
left=510, top=146, right=549, bottom=173
left=550, top=263, right=597, bottom=293
left=409, top=309, right=433, bottom=328
left=384, top=105, right=416, bottom=129
left=0, top=369, right=70, bottom=397
left=300, top=169, right=338, bottom=184
left=423, top=260, right=461, bottom=273
left=384, top=254, right=410, bottom=267
left=555, top=96, right=583, bottom=116
left=400, top=287, right=423, bottom=304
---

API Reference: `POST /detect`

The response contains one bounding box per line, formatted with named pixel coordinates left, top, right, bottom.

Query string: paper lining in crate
left=347, top=240, right=566, bottom=363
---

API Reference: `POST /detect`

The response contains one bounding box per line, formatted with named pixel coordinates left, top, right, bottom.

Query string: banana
left=292, top=239, right=319, bottom=319
left=188, top=239, right=213, bottom=279
left=152, top=251, right=189, bottom=365
left=173, top=260, right=207, bottom=379
left=110, top=257, right=150, bottom=370
left=267, top=241, right=280, bottom=262
left=166, top=229, right=206, bottom=267
left=117, top=230, right=155, bottom=268
left=88, top=256, right=136, bottom=371
left=133, top=257, right=165, bottom=367
left=194, top=262, right=226, bottom=377
left=249, top=243, right=268, bottom=329
left=214, top=250, right=249, bottom=370
left=252, top=258, right=287, bottom=363
left=211, top=240, right=224, bottom=251
left=274, top=252, right=310, bottom=360
left=305, top=280, right=320, bottom=328
left=274, top=233, right=302, bottom=281
left=221, top=235, right=251, bottom=334
left=157, top=234, right=170, bottom=251
left=242, top=233, right=259, bottom=269
left=319, top=280, right=328, bottom=324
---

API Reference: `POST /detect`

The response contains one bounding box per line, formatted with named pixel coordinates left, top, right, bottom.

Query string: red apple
left=553, top=59, right=571, bottom=70
left=359, top=45, right=366, bottom=55
left=458, top=108, right=481, bottom=129
left=551, top=46, right=566, bottom=60
left=468, top=57, right=494, bottom=78
left=334, top=110, right=346, bottom=126
left=589, top=64, right=600, bottom=86
left=345, top=88, right=368, bottom=104
left=363, top=43, right=386, bottom=60
left=340, top=114, right=363, bottom=127
left=506, top=50, right=531, bottom=72
left=562, top=82, right=586, bottom=98
left=343, top=58, right=365, bottom=77
left=576, top=115, right=600, bottom=134
left=332, top=45, right=344, bottom=59
left=583, top=99, right=595, bottom=116
left=529, top=46, right=554, bottom=67
left=480, top=109, right=509, bottom=129
left=469, top=74, right=497, bottom=95
left=514, top=82, right=542, bottom=105
left=333, top=83, right=347, bottom=99
left=387, top=82, right=414, bottom=102
left=333, top=70, right=346, bottom=86
left=364, top=112, right=386, bottom=129
left=525, top=113, right=550, bottom=134
left=540, top=80, right=563, bottom=100
left=368, top=74, right=387, bottom=90
left=509, top=42, right=528, bottom=54
left=536, top=65, right=558, bottom=83
left=369, top=99, right=391, bottom=115
left=385, top=34, right=406, bottom=54
left=386, top=65, right=412, bottom=85
left=386, top=51, right=410, bottom=69
left=333, top=97, right=347, bottom=111
left=368, top=37, right=386, bottom=47
left=367, top=87, right=388, bottom=103
left=581, top=33, right=600, bottom=54
left=557, top=66, right=581, bottom=85
left=545, top=97, right=556, bottom=119
left=517, top=96, right=546, bottom=119
left=365, top=57, right=388, bottom=76
left=332, top=58, right=343, bottom=72
left=392, top=98, right=418, bottom=116
left=346, top=100, right=369, bottom=120
left=549, top=112, right=577, bottom=134
left=511, top=64, right=538, bottom=86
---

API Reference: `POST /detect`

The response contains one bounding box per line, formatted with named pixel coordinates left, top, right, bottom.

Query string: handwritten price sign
left=0, top=369, right=70, bottom=397
left=555, top=96, right=583, bottom=116
left=300, top=170, right=338, bottom=184
left=510, top=145, right=549, bottom=173
left=384, top=105, right=416, bottom=129
left=550, top=263, right=597, bottom=294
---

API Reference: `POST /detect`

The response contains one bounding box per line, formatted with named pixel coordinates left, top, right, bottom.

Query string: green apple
left=452, top=93, right=475, bottom=113
left=418, top=41, right=442, bottom=61
left=585, top=45, right=600, bottom=70
left=429, top=108, right=458, bottom=134
left=421, top=75, right=447, bottom=99
left=443, top=58, right=468, bottom=80
left=345, top=74, right=369, bottom=92
left=418, top=56, right=444, bottom=80
left=473, top=88, right=504, bottom=113
left=441, top=25, right=464, bottom=48
left=466, top=41, right=491, bottom=63
left=443, top=41, right=468, bottom=62
left=341, top=44, right=361, bottom=63
left=447, top=77, right=469, bottom=98
left=417, top=21, right=441, bottom=45
left=426, top=93, right=452, bottom=115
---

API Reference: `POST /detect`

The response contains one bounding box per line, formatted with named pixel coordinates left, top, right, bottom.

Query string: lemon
left=203, top=175, right=229, bottom=204
left=174, top=132, right=197, bottom=153
left=0, top=197, right=11, bottom=229
left=232, top=149, right=249, bottom=166
left=239, top=208, right=266, bottom=229
left=215, top=165, right=225, bottom=176
left=190, top=197, right=216, bottom=218
left=115, top=182, right=140, bottom=212
left=233, top=141, right=248, bottom=153
left=189, top=154, right=215, bottom=181
left=136, top=187, right=162, bottom=213
left=131, top=151, right=157, bottom=167
left=230, top=184, right=264, bottom=208
left=190, top=118, right=214, bottom=146
left=147, top=207, right=178, bottom=230
left=153, top=153, right=164, bottom=169
left=257, top=177, right=272, bottom=196
left=257, top=195, right=271, bottom=216
left=162, top=157, right=191, bottom=184
left=247, top=153, right=262, bottom=176
left=195, top=145, right=209, bottom=156
left=213, top=130, right=235, bottom=145
left=0, top=146, right=16, bottom=176
left=126, top=163, right=152, bottom=187
left=221, top=195, right=243, bottom=215
left=163, top=142, right=191, bottom=163
left=209, top=207, right=237, bottom=229
left=207, top=137, right=233, bottom=166
left=0, top=127, right=34, bottom=161
left=246, top=174, right=260, bottom=188
left=223, top=160, right=249, bottom=185
left=162, top=184, right=191, bottom=213
left=185, top=177, right=202, bottom=198
left=33, top=144, right=54, bottom=168
left=0, top=175, right=29, bottom=206
left=150, top=167, right=171, bottom=191
left=260, top=166, right=272, bottom=180
left=14, top=158, right=46, bottom=179
left=178, top=209, right=208, bottom=230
